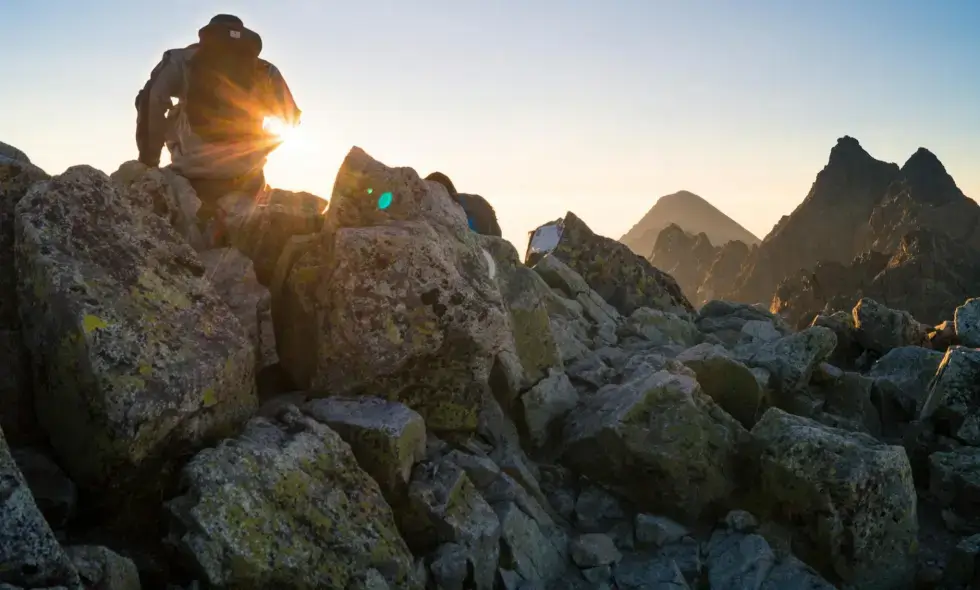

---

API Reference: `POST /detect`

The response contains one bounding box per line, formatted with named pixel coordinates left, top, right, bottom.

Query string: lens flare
left=262, top=116, right=298, bottom=144
left=378, top=191, right=393, bottom=210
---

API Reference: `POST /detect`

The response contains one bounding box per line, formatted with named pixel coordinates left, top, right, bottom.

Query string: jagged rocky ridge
left=647, top=223, right=753, bottom=308
left=2, top=142, right=980, bottom=590
left=723, top=137, right=980, bottom=319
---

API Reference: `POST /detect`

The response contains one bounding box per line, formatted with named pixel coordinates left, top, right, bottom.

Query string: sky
left=2, top=0, right=978, bottom=253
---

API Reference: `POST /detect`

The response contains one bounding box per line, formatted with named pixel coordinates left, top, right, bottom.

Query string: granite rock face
left=15, top=165, right=257, bottom=500
left=527, top=212, right=694, bottom=317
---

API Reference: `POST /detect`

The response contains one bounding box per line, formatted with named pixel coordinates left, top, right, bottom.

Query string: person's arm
left=135, top=51, right=184, bottom=167
left=264, top=63, right=302, bottom=125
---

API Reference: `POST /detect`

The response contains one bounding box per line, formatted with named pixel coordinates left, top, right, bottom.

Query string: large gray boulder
left=746, top=408, right=918, bottom=589
left=738, top=326, right=837, bottom=395
left=954, top=297, right=980, bottom=348
left=562, top=365, right=746, bottom=521
left=279, top=148, right=512, bottom=432
left=302, top=396, right=426, bottom=501
left=0, top=155, right=48, bottom=444
left=217, top=188, right=325, bottom=285
left=167, top=404, right=420, bottom=589
left=919, top=346, right=980, bottom=445
left=198, top=248, right=278, bottom=376
left=0, top=428, right=81, bottom=589
left=852, top=297, right=929, bottom=354
left=677, top=343, right=765, bottom=428
left=15, top=166, right=257, bottom=500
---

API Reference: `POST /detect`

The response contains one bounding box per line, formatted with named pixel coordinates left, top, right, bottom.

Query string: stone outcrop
left=0, top=155, right=48, bottom=445
left=746, top=408, right=918, bottom=589
left=167, top=403, right=421, bottom=589
left=526, top=212, right=694, bottom=317
left=277, top=148, right=514, bottom=432
left=15, top=165, right=257, bottom=503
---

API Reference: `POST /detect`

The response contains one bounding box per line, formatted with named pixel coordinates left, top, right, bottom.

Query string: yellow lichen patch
left=384, top=315, right=403, bottom=345
left=82, top=314, right=109, bottom=333
left=134, top=269, right=192, bottom=310
left=138, top=364, right=152, bottom=376
left=202, top=388, right=217, bottom=407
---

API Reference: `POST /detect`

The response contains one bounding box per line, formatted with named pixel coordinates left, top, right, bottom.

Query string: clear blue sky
left=2, top=0, right=978, bottom=251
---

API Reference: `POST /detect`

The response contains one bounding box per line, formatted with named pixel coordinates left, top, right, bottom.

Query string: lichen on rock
left=167, top=405, right=420, bottom=589
left=14, top=165, right=257, bottom=500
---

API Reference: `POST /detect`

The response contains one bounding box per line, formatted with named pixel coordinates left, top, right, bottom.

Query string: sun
left=263, top=116, right=302, bottom=148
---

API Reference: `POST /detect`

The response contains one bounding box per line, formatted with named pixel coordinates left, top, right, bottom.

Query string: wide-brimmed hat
left=198, top=14, right=262, bottom=55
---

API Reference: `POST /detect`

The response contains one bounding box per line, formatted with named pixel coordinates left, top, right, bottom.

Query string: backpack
left=184, top=24, right=265, bottom=142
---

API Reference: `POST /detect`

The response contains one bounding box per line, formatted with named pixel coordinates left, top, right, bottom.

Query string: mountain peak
left=619, top=190, right=760, bottom=257
left=828, top=135, right=872, bottom=165
left=901, top=147, right=946, bottom=175
left=895, top=146, right=964, bottom=206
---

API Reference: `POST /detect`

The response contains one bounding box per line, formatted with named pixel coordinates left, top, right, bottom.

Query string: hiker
left=134, top=14, right=301, bottom=241
left=424, top=172, right=503, bottom=237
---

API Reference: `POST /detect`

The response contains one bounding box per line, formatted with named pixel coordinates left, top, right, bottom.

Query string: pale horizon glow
left=3, top=1, right=978, bottom=254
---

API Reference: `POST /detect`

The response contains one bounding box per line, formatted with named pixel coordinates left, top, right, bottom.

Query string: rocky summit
left=3, top=139, right=980, bottom=590
left=619, top=190, right=760, bottom=259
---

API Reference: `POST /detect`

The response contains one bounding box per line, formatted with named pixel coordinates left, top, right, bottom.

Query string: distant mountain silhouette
left=723, top=136, right=980, bottom=327
left=619, top=190, right=760, bottom=257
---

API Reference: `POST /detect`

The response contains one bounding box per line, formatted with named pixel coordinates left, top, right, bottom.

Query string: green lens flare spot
left=367, top=188, right=373, bottom=194
left=378, top=191, right=393, bottom=210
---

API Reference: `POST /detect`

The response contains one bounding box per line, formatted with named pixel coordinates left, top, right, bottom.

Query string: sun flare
left=263, top=116, right=301, bottom=146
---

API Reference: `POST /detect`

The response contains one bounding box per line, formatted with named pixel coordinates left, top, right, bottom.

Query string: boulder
left=114, top=164, right=207, bottom=251
left=495, top=501, right=568, bottom=585
left=0, top=428, right=81, bottom=589
left=518, top=369, right=579, bottom=449
left=0, top=155, right=48, bottom=444
left=10, top=448, right=77, bottom=529
left=634, top=514, right=690, bottom=548
left=870, top=346, right=944, bottom=429
left=0, top=141, right=31, bottom=164
left=852, top=297, right=929, bottom=354
left=167, top=405, right=420, bottom=589
left=526, top=212, right=693, bottom=317
left=747, top=408, right=918, bottom=589
left=570, top=534, right=621, bottom=568
left=677, top=343, right=765, bottom=428
left=283, top=148, right=512, bottom=432
left=15, top=166, right=256, bottom=500
left=0, top=329, right=35, bottom=446
left=622, top=307, right=700, bottom=348
left=65, top=545, right=141, bottom=590
left=270, top=234, right=321, bottom=388
left=199, top=248, right=278, bottom=375
left=954, top=297, right=980, bottom=348
left=739, top=326, right=837, bottom=394
left=481, top=237, right=563, bottom=390
left=533, top=253, right=622, bottom=343
left=919, top=346, right=980, bottom=445
left=218, top=188, right=325, bottom=285
left=810, top=311, right=863, bottom=369
left=400, top=456, right=501, bottom=589
left=928, top=447, right=980, bottom=533
left=562, top=367, right=746, bottom=521
left=301, top=396, right=426, bottom=500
